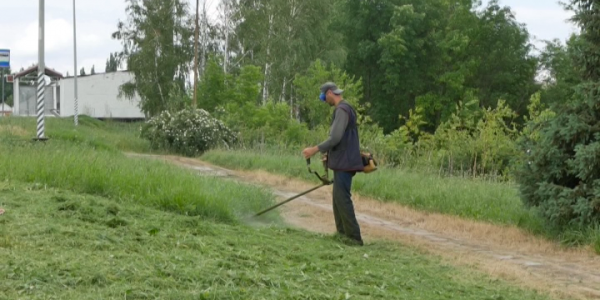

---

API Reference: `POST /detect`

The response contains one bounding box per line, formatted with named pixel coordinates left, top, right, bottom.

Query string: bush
left=516, top=1, right=600, bottom=228
left=141, top=108, right=236, bottom=156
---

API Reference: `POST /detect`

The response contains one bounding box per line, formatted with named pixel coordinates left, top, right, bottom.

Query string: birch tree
left=112, top=0, right=193, bottom=117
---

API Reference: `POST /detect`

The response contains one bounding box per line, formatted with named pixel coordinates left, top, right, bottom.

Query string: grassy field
left=201, top=150, right=547, bottom=231
left=0, top=116, right=575, bottom=298
left=0, top=117, right=275, bottom=222
left=0, top=181, right=558, bottom=300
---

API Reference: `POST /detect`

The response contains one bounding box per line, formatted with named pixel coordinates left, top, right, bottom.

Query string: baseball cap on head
left=320, top=82, right=344, bottom=95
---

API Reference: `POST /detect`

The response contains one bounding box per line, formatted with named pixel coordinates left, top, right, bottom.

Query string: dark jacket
left=324, top=101, right=363, bottom=172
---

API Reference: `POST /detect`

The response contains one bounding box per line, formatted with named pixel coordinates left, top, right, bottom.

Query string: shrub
left=516, top=0, right=600, bottom=228
left=141, top=108, right=236, bottom=156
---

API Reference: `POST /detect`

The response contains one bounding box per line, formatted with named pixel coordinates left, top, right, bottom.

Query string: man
left=302, top=82, right=364, bottom=246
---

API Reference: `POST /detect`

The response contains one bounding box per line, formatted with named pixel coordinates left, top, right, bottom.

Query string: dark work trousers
left=332, top=170, right=362, bottom=242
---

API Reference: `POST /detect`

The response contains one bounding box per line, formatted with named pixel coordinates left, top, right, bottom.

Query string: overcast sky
left=1, top=0, right=578, bottom=76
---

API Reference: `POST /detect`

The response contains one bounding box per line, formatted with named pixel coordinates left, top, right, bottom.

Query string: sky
left=0, top=0, right=578, bottom=77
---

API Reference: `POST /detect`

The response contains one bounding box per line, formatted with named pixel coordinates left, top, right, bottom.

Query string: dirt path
left=129, top=154, right=600, bottom=300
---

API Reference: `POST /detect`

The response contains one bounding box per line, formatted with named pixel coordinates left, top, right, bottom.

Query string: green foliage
left=198, top=56, right=263, bottom=113
left=112, top=0, right=193, bottom=117
left=105, top=52, right=119, bottom=72
left=293, top=59, right=366, bottom=129
left=340, top=0, right=538, bottom=132
left=517, top=0, right=600, bottom=229
left=234, top=0, right=344, bottom=104
left=432, top=99, right=519, bottom=178
left=141, top=108, right=236, bottom=157
left=539, top=36, right=583, bottom=107
left=520, top=92, right=556, bottom=144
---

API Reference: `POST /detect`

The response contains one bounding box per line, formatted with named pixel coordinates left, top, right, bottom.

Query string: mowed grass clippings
left=0, top=182, right=557, bottom=300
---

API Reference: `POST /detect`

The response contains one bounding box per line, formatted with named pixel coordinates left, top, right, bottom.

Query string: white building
left=12, top=66, right=144, bottom=120
left=59, top=71, right=145, bottom=119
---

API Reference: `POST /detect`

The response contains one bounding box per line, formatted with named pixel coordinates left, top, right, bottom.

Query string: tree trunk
left=223, top=0, right=230, bottom=74
left=262, top=13, right=274, bottom=105
left=199, top=1, right=208, bottom=81
left=193, top=0, right=200, bottom=107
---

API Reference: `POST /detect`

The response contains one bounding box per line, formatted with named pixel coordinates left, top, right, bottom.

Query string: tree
left=294, top=59, right=364, bottom=129
left=338, top=0, right=400, bottom=132
left=91, top=65, right=96, bottom=75
left=233, top=0, right=342, bottom=107
left=105, top=52, right=119, bottom=72
left=470, top=1, right=538, bottom=116
left=80, top=67, right=86, bottom=76
left=112, top=0, right=193, bottom=117
left=539, top=35, right=583, bottom=107
left=517, top=0, right=600, bottom=228
left=339, top=0, right=538, bottom=133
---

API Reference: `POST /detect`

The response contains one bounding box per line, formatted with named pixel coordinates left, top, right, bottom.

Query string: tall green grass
left=0, top=117, right=276, bottom=222
left=202, top=149, right=546, bottom=232
left=0, top=115, right=150, bottom=153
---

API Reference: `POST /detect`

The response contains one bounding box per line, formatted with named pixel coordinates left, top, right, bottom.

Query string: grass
left=0, top=181, right=559, bottom=300
left=0, top=115, right=151, bottom=153
left=0, top=116, right=277, bottom=222
left=201, top=149, right=547, bottom=233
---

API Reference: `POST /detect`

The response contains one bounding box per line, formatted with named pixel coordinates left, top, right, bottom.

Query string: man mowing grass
left=302, top=82, right=364, bottom=246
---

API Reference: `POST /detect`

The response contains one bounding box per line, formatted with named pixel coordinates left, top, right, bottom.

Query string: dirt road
left=130, top=154, right=600, bottom=300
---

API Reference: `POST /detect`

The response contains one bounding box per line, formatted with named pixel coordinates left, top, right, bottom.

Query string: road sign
left=6, top=74, right=13, bottom=83
left=0, top=49, right=9, bottom=68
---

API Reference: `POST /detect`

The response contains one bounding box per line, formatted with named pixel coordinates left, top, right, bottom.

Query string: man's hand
left=302, top=146, right=319, bottom=159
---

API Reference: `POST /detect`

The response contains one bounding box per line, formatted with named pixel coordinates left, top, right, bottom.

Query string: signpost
left=0, top=49, right=9, bottom=116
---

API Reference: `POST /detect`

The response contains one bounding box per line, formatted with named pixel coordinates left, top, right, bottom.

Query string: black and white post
left=36, top=0, right=46, bottom=140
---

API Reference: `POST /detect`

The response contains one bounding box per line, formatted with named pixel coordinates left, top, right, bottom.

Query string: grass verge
left=0, top=115, right=150, bottom=153
left=0, top=181, right=558, bottom=300
left=201, top=149, right=546, bottom=232
left=0, top=117, right=275, bottom=222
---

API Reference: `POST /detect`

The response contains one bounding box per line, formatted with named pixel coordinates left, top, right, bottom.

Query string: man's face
left=325, top=90, right=335, bottom=106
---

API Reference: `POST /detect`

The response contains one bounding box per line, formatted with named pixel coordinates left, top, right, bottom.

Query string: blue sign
left=0, top=49, right=9, bottom=68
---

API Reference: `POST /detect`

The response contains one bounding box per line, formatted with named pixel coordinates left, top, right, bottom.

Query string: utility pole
left=36, top=0, right=47, bottom=140
left=73, top=0, right=78, bottom=125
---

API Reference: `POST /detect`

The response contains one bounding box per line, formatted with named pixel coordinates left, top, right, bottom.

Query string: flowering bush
left=141, top=108, right=237, bottom=156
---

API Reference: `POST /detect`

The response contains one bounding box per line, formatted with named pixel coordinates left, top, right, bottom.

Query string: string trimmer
left=254, top=157, right=332, bottom=216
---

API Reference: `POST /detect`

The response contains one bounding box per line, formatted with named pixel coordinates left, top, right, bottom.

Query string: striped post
left=36, top=0, right=47, bottom=140
left=36, top=70, right=45, bottom=139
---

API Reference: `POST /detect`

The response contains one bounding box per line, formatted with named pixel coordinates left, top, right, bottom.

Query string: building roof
left=14, top=65, right=63, bottom=79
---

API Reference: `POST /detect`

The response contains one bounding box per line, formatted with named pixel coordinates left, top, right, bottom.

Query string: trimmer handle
left=306, top=157, right=332, bottom=185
